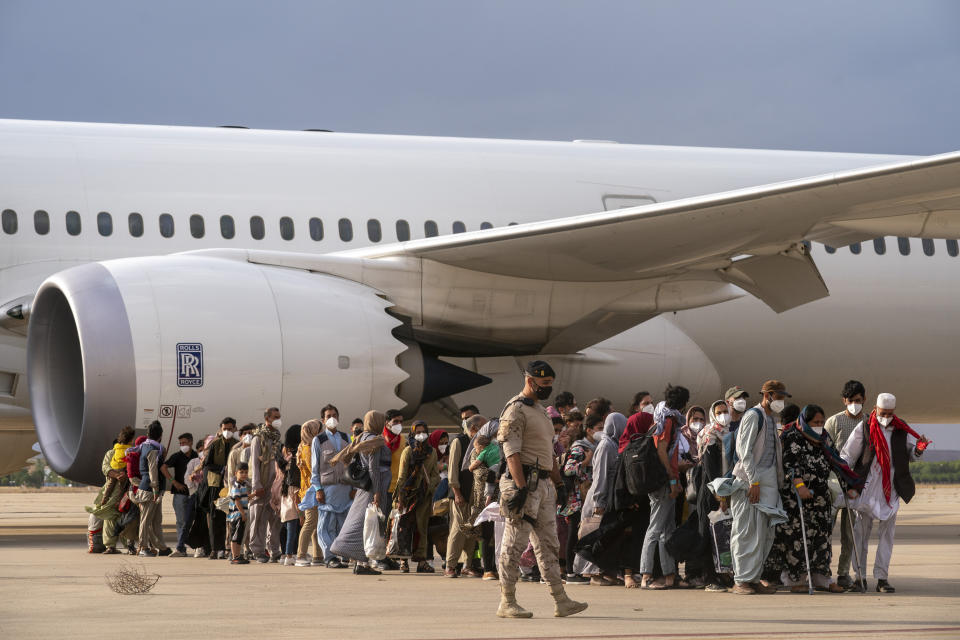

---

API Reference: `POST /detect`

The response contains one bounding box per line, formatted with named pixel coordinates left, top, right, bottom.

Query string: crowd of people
left=84, top=364, right=930, bottom=616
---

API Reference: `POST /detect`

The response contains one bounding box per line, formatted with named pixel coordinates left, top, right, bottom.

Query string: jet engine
left=27, top=256, right=488, bottom=484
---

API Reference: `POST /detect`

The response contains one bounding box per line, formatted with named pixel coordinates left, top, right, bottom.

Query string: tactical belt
left=506, top=465, right=550, bottom=480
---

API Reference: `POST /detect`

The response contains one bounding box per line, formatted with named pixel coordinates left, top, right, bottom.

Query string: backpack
left=618, top=428, right=669, bottom=503
left=125, top=440, right=145, bottom=480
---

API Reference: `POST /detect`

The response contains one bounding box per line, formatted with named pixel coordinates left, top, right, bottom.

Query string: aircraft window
left=279, top=216, right=294, bottom=241
left=220, top=215, right=235, bottom=239
left=250, top=216, right=265, bottom=240
left=480, top=222, right=493, bottom=230
left=338, top=218, right=353, bottom=242
left=897, top=237, right=910, bottom=255
left=947, top=239, right=959, bottom=257
left=824, top=245, right=836, bottom=254
left=34, top=210, right=50, bottom=235
left=158, top=213, right=175, bottom=238
left=128, top=213, right=144, bottom=237
left=873, top=238, right=886, bottom=255
left=367, top=219, right=382, bottom=243
left=97, top=212, right=113, bottom=236
left=424, top=220, right=438, bottom=237
left=66, top=211, right=81, bottom=236
left=922, top=238, right=935, bottom=256
left=849, top=242, right=861, bottom=255
left=309, top=217, right=323, bottom=241
left=190, top=214, right=205, bottom=239
left=452, top=221, right=466, bottom=234
left=1, top=209, right=17, bottom=234
left=396, top=220, right=410, bottom=241
left=508, top=222, right=518, bottom=226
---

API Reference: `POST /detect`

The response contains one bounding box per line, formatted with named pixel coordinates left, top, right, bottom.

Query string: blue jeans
left=281, top=519, right=301, bottom=556
left=172, top=493, right=196, bottom=553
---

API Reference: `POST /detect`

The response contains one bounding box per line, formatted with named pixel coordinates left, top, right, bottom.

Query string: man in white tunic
left=841, top=393, right=929, bottom=593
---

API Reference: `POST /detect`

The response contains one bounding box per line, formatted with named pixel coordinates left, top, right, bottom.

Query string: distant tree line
left=911, top=460, right=960, bottom=484
left=0, top=458, right=70, bottom=487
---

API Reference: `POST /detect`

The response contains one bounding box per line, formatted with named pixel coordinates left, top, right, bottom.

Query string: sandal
left=416, top=561, right=435, bottom=574
left=624, top=575, right=640, bottom=589
left=641, top=579, right=667, bottom=590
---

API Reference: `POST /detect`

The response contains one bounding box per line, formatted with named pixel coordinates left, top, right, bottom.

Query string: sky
left=1, top=2, right=958, bottom=447
left=1, top=1, right=960, bottom=155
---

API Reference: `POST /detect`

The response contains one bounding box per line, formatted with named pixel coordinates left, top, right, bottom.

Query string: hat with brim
left=724, top=386, right=749, bottom=401
left=760, top=379, right=792, bottom=397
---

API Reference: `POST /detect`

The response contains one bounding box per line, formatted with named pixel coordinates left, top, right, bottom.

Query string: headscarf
left=364, top=410, right=387, bottom=434
left=284, top=424, right=302, bottom=451
left=866, top=409, right=917, bottom=503
left=681, top=406, right=706, bottom=459
left=619, top=410, right=654, bottom=453
left=300, top=419, right=322, bottom=446
left=697, top=400, right=729, bottom=459
left=428, top=429, right=446, bottom=451
left=590, top=412, right=627, bottom=511
left=792, top=407, right=861, bottom=490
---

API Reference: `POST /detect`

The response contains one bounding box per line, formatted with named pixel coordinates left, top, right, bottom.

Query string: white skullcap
left=877, top=393, right=897, bottom=410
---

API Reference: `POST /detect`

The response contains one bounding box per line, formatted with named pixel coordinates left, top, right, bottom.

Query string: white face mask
left=732, top=399, right=747, bottom=413
left=641, top=404, right=655, bottom=415
left=180, top=445, right=191, bottom=454
left=878, top=415, right=893, bottom=427
left=222, top=430, right=234, bottom=440
left=242, top=434, right=252, bottom=445
left=438, top=444, right=447, bottom=454
left=414, top=432, right=428, bottom=442
left=271, top=419, right=282, bottom=430
left=462, top=419, right=469, bottom=433
left=811, top=426, right=824, bottom=435
left=689, top=421, right=704, bottom=432
left=847, top=403, right=863, bottom=416
left=715, top=413, right=731, bottom=427
left=389, top=423, right=403, bottom=435
left=591, top=430, right=602, bottom=442
left=770, top=399, right=786, bottom=414
left=325, top=417, right=339, bottom=431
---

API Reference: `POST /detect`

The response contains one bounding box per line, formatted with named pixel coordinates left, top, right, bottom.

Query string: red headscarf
left=428, top=429, right=446, bottom=451
left=619, top=411, right=654, bottom=453
left=867, top=409, right=921, bottom=504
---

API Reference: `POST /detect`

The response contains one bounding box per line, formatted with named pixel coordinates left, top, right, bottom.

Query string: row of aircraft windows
left=0, top=209, right=512, bottom=242
left=824, top=237, right=960, bottom=258
left=1, top=209, right=958, bottom=257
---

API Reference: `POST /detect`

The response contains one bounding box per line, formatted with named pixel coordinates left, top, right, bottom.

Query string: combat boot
left=496, top=589, right=533, bottom=618
left=551, top=584, right=588, bottom=617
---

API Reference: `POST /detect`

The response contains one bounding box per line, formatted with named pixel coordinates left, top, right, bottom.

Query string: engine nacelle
left=28, top=256, right=413, bottom=484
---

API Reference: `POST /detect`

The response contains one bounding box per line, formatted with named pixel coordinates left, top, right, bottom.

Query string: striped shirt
left=228, top=480, right=249, bottom=522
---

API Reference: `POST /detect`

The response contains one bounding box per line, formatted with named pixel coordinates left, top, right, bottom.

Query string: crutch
left=794, top=486, right=815, bottom=595
left=842, top=491, right=866, bottom=593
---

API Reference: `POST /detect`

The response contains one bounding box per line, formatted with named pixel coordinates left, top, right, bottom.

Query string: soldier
left=496, top=360, right=588, bottom=619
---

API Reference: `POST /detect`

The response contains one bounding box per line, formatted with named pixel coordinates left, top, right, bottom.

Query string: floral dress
left=764, top=426, right=838, bottom=582
left=558, top=441, right=591, bottom=517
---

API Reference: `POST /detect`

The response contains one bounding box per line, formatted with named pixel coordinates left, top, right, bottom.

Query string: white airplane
left=1, top=119, right=958, bottom=484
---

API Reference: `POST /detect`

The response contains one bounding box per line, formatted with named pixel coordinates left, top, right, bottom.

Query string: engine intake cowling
left=28, top=256, right=412, bottom=484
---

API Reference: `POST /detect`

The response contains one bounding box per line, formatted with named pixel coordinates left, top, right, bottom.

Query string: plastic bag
left=385, top=507, right=414, bottom=558
left=708, top=508, right=733, bottom=574
left=363, top=504, right=387, bottom=561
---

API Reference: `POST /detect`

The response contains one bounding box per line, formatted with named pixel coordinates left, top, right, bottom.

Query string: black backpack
left=620, top=428, right=669, bottom=502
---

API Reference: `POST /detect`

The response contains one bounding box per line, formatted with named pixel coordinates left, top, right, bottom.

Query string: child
left=97, top=426, right=136, bottom=507
left=468, top=436, right=501, bottom=517
left=229, top=462, right=250, bottom=565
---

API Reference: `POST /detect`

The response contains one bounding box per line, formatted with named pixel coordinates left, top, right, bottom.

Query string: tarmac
left=1, top=486, right=959, bottom=640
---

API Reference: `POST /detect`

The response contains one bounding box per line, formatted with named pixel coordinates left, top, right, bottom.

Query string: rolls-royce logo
left=176, top=343, right=203, bottom=388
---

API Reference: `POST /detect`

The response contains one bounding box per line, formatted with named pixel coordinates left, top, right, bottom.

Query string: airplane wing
left=337, top=150, right=960, bottom=308
left=192, top=150, right=960, bottom=355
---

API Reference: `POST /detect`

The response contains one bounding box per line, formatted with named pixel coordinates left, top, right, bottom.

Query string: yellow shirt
left=297, top=443, right=312, bottom=502
left=110, top=443, right=132, bottom=470
left=388, top=439, right=408, bottom=494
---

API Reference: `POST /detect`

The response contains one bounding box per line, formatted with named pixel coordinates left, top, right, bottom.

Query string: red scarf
left=867, top=410, right=921, bottom=504
left=383, top=426, right=404, bottom=452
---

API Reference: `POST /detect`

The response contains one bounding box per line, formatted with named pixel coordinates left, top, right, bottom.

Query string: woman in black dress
left=766, top=404, right=860, bottom=592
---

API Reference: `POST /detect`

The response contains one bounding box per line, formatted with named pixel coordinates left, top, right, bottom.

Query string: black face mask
left=534, top=383, right=553, bottom=401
